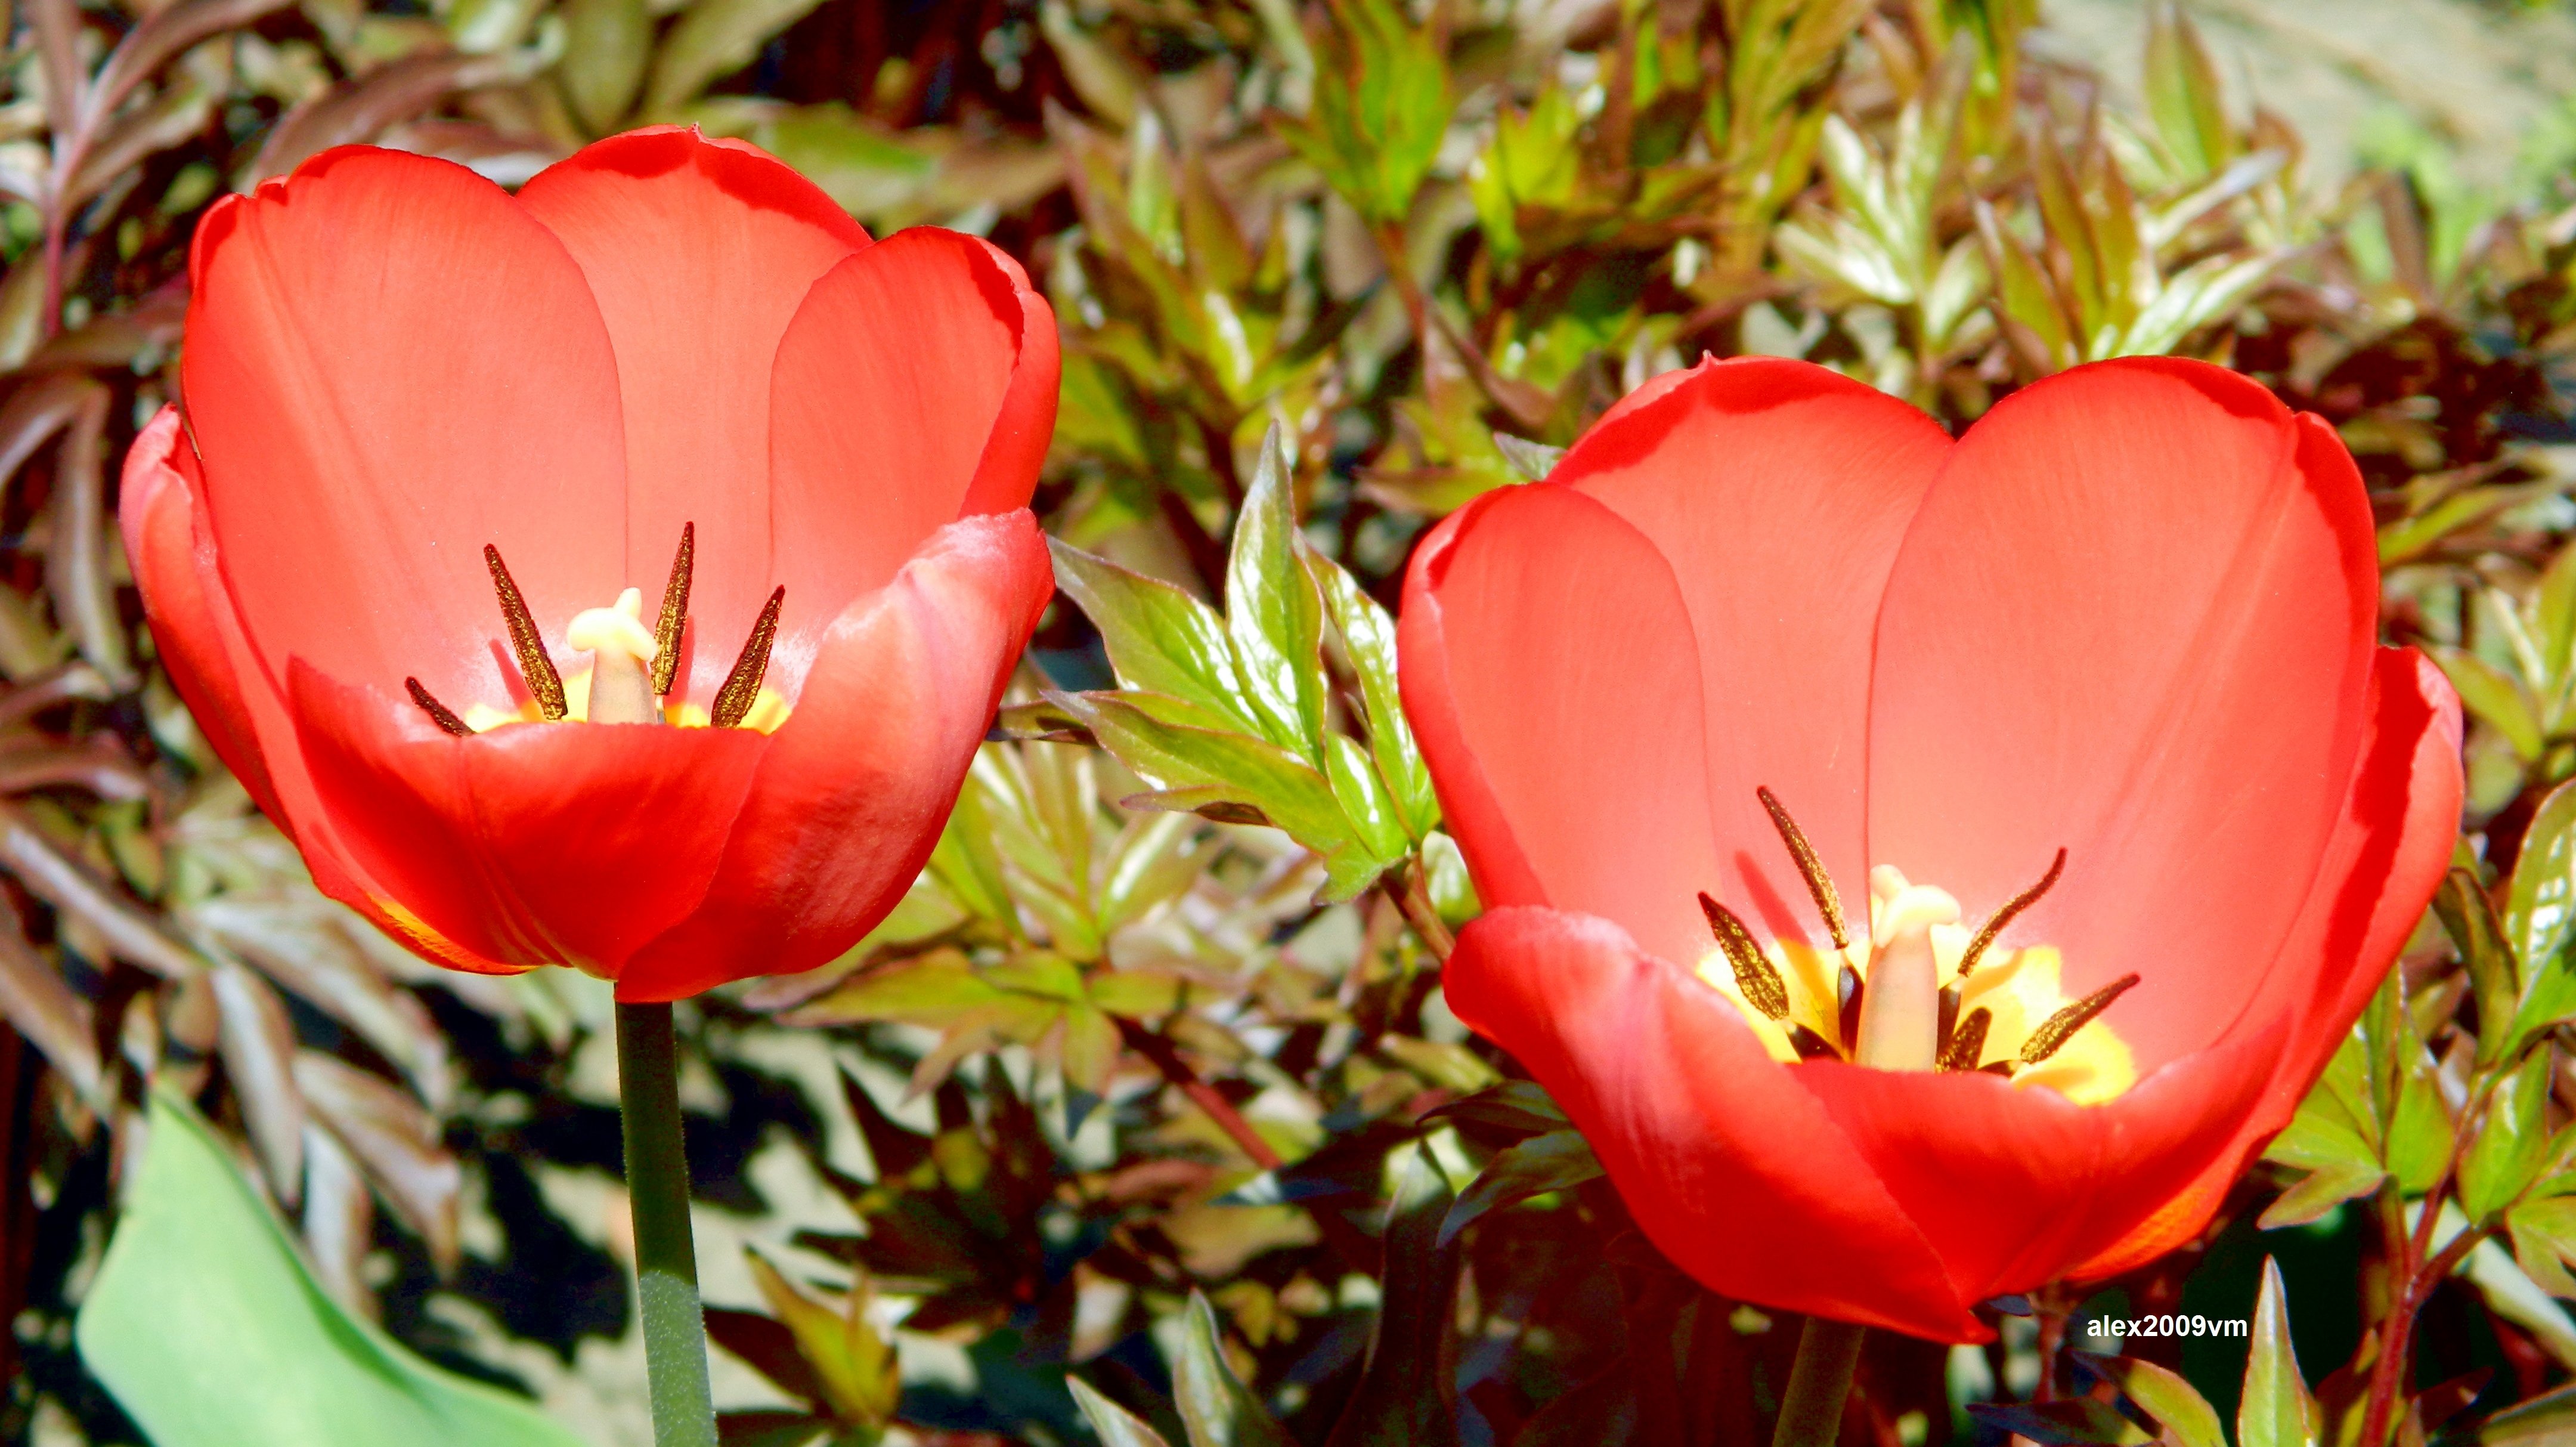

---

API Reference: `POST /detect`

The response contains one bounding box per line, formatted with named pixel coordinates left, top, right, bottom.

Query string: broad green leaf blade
left=1173, top=1291, right=1292, bottom=1447
left=2257, top=1161, right=2385, bottom=1230
left=1049, top=538, right=1255, bottom=734
left=2479, top=1381, right=2576, bottom=1445
left=2434, top=868, right=2521, bottom=1068
left=2237, top=1258, right=2318, bottom=1447
left=78, top=1092, right=586, bottom=1447
left=1308, top=547, right=1438, bottom=842
left=2507, top=779, right=2576, bottom=972
left=2464, top=1050, right=2556, bottom=1222
left=1224, top=429, right=1330, bottom=759
left=1324, top=1146, right=1462, bottom=1447
left=2076, top=1353, right=2225, bottom=1447
left=1070, top=1377, right=1178, bottom=1447
left=1439, top=1130, right=1603, bottom=1247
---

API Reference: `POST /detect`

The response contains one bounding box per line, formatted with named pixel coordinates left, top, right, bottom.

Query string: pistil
left=1854, top=883, right=1954, bottom=1070
left=568, top=588, right=660, bottom=726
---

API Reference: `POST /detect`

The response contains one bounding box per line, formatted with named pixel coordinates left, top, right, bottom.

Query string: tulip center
left=401, top=524, right=789, bottom=735
left=1693, top=789, right=2139, bottom=1105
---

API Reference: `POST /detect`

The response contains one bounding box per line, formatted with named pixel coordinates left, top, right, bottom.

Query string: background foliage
left=0, top=0, right=2572, bottom=1443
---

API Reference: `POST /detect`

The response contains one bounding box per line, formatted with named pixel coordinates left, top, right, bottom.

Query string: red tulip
left=121, top=128, right=1058, bottom=1001
left=1398, top=356, right=2461, bottom=1339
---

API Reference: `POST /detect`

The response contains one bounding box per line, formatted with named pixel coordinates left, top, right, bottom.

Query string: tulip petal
left=1866, top=360, right=2377, bottom=1069
left=182, top=147, right=628, bottom=709
left=764, top=228, right=1058, bottom=676
left=1397, top=485, right=1727, bottom=969
left=2071, top=648, right=2461, bottom=1278
left=1444, top=906, right=1976, bottom=1338
left=123, top=410, right=519, bottom=975
left=1556, top=357, right=1950, bottom=943
left=518, top=125, right=871, bottom=696
left=286, top=664, right=767, bottom=972
left=618, top=509, right=1052, bottom=1001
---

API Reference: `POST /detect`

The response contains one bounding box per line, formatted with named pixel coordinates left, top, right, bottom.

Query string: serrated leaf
left=1438, top=1130, right=1601, bottom=1247
left=1224, top=431, right=1330, bottom=759
left=1173, top=1291, right=1292, bottom=1447
left=2077, top=1353, right=2225, bottom=1447
left=1070, top=1377, right=1176, bottom=1447
left=2238, top=1258, right=2318, bottom=1447
left=1050, top=539, right=1255, bottom=734
left=2464, top=1050, right=2556, bottom=1222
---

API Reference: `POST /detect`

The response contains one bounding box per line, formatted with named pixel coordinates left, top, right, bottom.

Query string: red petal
left=1397, top=484, right=1727, bottom=968
left=2071, top=648, right=2462, bottom=1278
left=122, top=410, right=518, bottom=976
left=764, top=229, right=1055, bottom=675
left=287, top=663, right=767, bottom=973
left=1444, top=907, right=1976, bottom=1338
left=1556, top=357, right=1949, bottom=941
left=1866, top=360, right=2377, bottom=1069
left=518, top=126, right=870, bottom=701
left=618, top=508, right=1052, bottom=1001
left=182, top=147, right=628, bottom=707
left=1789, top=1021, right=2282, bottom=1306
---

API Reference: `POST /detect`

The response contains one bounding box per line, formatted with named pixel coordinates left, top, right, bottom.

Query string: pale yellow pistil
left=566, top=588, right=660, bottom=726
left=1853, top=874, right=1953, bottom=1071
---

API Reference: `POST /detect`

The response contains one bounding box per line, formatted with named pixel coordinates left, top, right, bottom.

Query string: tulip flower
left=120, top=126, right=1058, bottom=1004
left=1398, top=355, right=2461, bottom=1341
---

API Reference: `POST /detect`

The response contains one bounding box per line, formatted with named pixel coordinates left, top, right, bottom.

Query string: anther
left=710, top=586, right=784, bottom=729
left=1936, top=1007, right=1990, bottom=1071
left=1837, top=964, right=1862, bottom=1053
left=1956, top=848, right=2067, bottom=979
left=1786, top=1023, right=1840, bottom=1060
left=2018, top=972, right=2141, bottom=1065
left=651, top=522, right=693, bottom=697
left=1699, top=892, right=1791, bottom=1021
left=485, top=545, right=566, bottom=721
left=1756, top=786, right=1848, bottom=948
left=405, top=678, right=472, bottom=737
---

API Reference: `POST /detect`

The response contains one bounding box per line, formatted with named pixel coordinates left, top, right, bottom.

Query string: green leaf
left=2537, top=545, right=2576, bottom=684
left=2076, top=1353, right=2225, bottom=1447
left=2508, top=1197, right=2576, bottom=1296
left=1049, top=539, right=1255, bottom=735
left=1323, top=732, right=1410, bottom=865
left=2478, top=1381, right=2576, bottom=1445
left=1062, top=692, right=1395, bottom=902
left=642, top=0, right=828, bottom=113
left=1173, top=1292, right=1292, bottom=1447
left=2435, top=868, right=2522, bottom=1068
left=77, top=1092, right=586, bottom=1447
left=2142, top=1, right=2234, bottom=178
left=1324, top=1146, right=1461, bottom=1447
left=2237, top=1258, right=2318, bottom=1447
left=1069, top=1378, right=1176, bottom=1447
left=1967, top=1399, right=2151, bottom=1446
left=1274, top=0, right=1453, bottom=224
left=2508, top=780, right=2576, bottom=979
left=1439, top=1130, right=1602, bottom=1246
left=2431, top=645, right=2546, bottom=762
left=746, top=1255, right=899, bottom=1430
left=555, top=0, right=649, bottom=128
left=1224, top=430, right=1330, bottom=759
left=1308, top=547, right=1438, bottom=841
left=2388, top=1050, right=2459, bottom=1195
left=2465, top=1050, right=2558, bottom=1221
left=2258, top=1161, right=2385, bottom=1230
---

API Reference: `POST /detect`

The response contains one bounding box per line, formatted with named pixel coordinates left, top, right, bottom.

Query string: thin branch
left=1115, top=1017, right=1280, bottom=1171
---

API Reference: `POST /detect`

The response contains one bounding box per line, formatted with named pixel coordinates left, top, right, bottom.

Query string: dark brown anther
left=2018, top=972, right=2142, bottom=1065
left=710, top=586, right=784, bottom=728
left=1937, top=1007, right=1991, bottom=1071
left=1699, top=892, right=1791, bottom=1021
left=1957, top=848, right=2067, bottom=979
left=405, top=678, right=472, bottom=737
left=1936, top=983, right=1961, bottom=1049
left=484, top=545, right=566, bottom=721
left=1979, top=1059, right=2016, bottom=1077
left=1787, top=1022, right=1841, bottom=1060
left=1836, top=963, right=1862, bottom=1053
left=651, top=521, right=693, bottom=697
left=1756, top=786, right=1849, bottom=948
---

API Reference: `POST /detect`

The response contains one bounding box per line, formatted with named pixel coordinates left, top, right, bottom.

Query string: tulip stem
left=617, top=1001, right=717, bottom=1447
left=1771, top=1316, right=1866, bottom=1447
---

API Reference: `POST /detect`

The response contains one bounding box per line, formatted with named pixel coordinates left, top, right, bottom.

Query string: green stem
left=1771, top=1315, right=1867, bottom=1447
left=617, top=1001, right=716, bottom=1447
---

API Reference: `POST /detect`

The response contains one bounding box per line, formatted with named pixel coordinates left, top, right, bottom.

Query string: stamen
left=1699, top=892, right=1791, bottom=1021
left=1956, top=848, right=2067, bottom=979
left=1936, top=1007, right=1990, bottom=1071
left=2018, top=972, right=2141, bottom=1065
left=485, top=545, right=567, bottom=722
left=1936, top=984, right=1960, bottom=1049
left=1786, top=1023, right=1839, bottom=1060
left=1757, top=786, right=1849, bottom=948
left=710, top=586, right=784, bottom=729
left=651, top=522, right=693, bottom=697
left=405, top=678, right=472, bottom=737
left=1837, top=964, right=1862, bottom=1053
